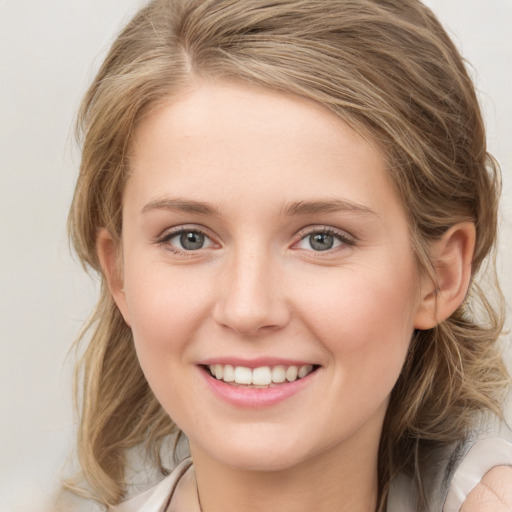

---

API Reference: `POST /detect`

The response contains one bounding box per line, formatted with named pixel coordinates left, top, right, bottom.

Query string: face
left=108, top=81, right=431, bottom=472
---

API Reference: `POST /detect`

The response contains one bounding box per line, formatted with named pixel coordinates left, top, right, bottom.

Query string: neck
left=190, top=429, right=381, bottom=512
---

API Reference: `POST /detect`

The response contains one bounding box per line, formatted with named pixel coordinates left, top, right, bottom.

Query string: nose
left=212, top=245, right=290, bottom=337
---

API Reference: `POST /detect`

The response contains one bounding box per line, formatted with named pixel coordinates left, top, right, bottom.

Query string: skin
left=98, top=80, right=492, bottom=511
left=461, top=466, right=512, bottom=512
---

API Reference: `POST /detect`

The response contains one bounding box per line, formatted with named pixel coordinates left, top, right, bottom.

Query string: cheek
left=294, top=265, right=418, bottom=380
left=122, top=260, right=214, bottom=367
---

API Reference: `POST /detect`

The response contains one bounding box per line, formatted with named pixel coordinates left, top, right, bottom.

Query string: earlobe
left=414, top=222, right=476, bottom=330
left=96, top=228, right=131, bottom=326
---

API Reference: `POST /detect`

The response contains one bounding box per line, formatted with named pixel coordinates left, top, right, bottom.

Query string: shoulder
left=442, top=434, right=512, bottom=512
left=460, top=465, right=512, bottom=512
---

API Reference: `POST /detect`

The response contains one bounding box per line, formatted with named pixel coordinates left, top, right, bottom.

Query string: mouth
left=202, top=363, right=320, bottom=388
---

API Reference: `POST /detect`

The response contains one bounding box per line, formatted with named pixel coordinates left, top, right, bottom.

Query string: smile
left=207, top=364, right=316, bottom=387
left=200, top=361, right=321, bottom=408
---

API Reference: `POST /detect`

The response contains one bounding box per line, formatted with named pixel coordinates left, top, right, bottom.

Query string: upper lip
left=198, top=357, right=319, bottom=368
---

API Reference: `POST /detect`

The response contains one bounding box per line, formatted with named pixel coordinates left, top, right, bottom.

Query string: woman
left=63, top=1, right=512, bottom=510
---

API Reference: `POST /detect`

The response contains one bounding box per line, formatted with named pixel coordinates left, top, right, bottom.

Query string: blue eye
left=308, top=233, right=336, bottom=251
left=178, top=231, right=206, bottom=250
left=295, top=229, right=352, bottom=252
left=162, top=229, right=214, bottom=251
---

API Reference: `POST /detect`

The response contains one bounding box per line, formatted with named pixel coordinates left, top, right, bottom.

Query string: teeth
left=272, top=365, right=286, bottom=383
left=252, top=366, right=272, bottom=386
left=223, top=364, right=235, bottom=382
left=285, top=365, right=298, bottom=382
left=208, top=363, right=316, bottom=386
left=298, top=364, right=313, bottom=379
left=234, top=366, right=252, bottom=385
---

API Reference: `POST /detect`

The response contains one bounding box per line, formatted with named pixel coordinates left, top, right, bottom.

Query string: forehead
left=127, top=80, right=406, bottom=226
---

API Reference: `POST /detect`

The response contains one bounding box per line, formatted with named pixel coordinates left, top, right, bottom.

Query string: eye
left=295, top=228, right=353, bottom=252
left=160, top=228, right=215, bottom=252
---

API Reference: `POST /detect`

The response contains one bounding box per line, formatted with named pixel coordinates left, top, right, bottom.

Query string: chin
left=225, top=451, right=306, bottom=473
left=191, top=429, right=317, bottom=473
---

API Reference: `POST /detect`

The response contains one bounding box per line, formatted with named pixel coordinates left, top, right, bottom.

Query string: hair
left=66, top=0, right=509, bottom=510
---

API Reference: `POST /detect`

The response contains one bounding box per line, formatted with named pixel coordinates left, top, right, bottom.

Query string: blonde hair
left=67, top=0, right=509, bottom=509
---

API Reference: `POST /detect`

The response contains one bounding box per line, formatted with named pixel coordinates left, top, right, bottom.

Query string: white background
left=0, top=1, right=511, bottom=510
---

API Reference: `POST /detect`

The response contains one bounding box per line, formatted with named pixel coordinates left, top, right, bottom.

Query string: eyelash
left=156, top=226, right=215, bottom=256
left=155, top=225, right=355, bottom=255
left=293, top=226, right=355, bottom=253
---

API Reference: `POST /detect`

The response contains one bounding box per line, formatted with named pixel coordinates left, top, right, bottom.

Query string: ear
left=96, top=228, right=131, bottom=327
left=414, top=222, right=476, bottom=330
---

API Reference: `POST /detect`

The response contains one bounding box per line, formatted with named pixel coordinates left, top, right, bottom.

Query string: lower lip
left=200, top=367, right=318, bottom=408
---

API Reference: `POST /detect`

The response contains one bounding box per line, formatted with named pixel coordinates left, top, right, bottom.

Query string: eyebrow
left=283, top=199, right=377, bottom=217
left=141, top=198, right=220, bottom=216
left=141, top=197, right=377, bottom=218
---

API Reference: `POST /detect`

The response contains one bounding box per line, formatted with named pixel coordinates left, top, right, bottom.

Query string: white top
left=443, top=437, right=512, bottom=511
left=110, top=437, right=512, bottom=512
left=387, top=437, right=512, bottom=512
left=110, top=458, right=194, bottom=512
